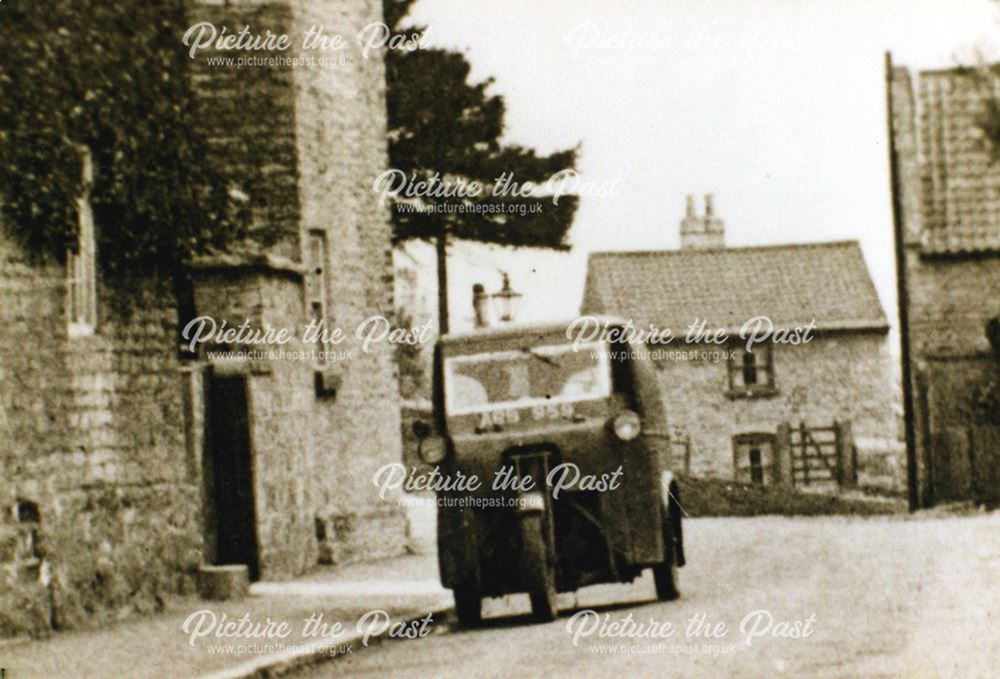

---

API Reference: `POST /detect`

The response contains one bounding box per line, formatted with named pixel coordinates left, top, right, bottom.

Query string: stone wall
left=184, top=0, right=407, bottom=570
left=905, top=252, right=1000, bottom=360
left=0, top=228, right=202, bottom=636
left=902, top=250, right=1000, bottom=504
left=186, top=0, right=301, bottom=259
left=890, top=64, right=1000, bottom=505
left=0, top=0, right=407, bottom=637
left=188, top=261, right=318, bottom=580
left=905, top=250, right=1000, bottom=424
left=289, top=0, right=406, bottom=564
left=658, top=333, right=898, bottom=482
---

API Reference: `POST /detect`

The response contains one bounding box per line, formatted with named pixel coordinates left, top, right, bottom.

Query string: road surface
left=297, top=513, right=1000, bottom=679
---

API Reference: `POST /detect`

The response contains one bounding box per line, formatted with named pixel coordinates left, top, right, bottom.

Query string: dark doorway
left=749, top=448, right=764, bottom=484
left=205, top=372, right=260, bottom=580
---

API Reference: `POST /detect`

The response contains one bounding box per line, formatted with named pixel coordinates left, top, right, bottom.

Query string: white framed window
left=726, top=343, right=775, bottom=396
left=67, top=146, right=97, bottom=337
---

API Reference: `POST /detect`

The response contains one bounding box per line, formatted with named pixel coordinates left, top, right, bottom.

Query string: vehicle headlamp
left=612, top=410, right=642, bottom=441
left=418, top=435, right=448, bottom=465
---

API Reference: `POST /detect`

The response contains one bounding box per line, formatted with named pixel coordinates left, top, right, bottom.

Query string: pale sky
left=404, top=0, right=999, bottom=335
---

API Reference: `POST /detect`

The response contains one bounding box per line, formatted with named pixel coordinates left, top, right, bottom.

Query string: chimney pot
left=679, top=192, right=725, bottom=250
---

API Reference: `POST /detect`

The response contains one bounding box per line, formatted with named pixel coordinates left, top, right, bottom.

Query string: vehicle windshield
left=444, top=341, right=611, bottom=415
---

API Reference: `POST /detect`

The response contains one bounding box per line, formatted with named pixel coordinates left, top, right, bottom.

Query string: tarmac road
left=296, top=512, right=1000, bottom=679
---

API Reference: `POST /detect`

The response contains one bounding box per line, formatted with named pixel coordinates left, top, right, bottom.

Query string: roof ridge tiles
left=588, top=239, right=861, bottom=260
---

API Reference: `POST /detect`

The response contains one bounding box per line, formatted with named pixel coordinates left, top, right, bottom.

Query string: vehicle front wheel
left=520, top=512, right=558, bottom=622
left=453, top=584, right=482, bottom=627
left=653, top=502, right=680, bottom=601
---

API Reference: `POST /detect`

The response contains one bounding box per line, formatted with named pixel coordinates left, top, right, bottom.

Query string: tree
left=975, top=66, right=1000, bottom=159
left=0, top=0, right=244, bottom=274
left=383, top=0, right=579, bottom=332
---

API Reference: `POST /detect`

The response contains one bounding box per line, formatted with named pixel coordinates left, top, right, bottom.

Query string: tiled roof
left=918, top=67, right=1000, bottom=253
left=582, top=241, right=887, bottom=334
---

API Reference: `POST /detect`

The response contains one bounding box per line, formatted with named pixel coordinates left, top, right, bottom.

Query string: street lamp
left=472, top=272, right=522, bottom=328
left=491, top=272, right=522, bottom=323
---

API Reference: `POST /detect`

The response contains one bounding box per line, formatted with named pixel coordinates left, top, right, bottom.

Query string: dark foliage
left=0, top=0, right=244, bottom=273
left=383, top=0, right=579, bottom=248
left=676, top=474, right=906, bottom=517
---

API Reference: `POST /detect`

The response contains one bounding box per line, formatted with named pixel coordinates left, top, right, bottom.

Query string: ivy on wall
left=0, top=0, right=244, bottom=273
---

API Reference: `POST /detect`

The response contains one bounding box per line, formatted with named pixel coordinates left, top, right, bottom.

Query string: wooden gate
left=917, top=355, right=1000, bottom=505
left=785, top=421, right=855, bottom=489
left=928, top=425, right=1000, bottom=504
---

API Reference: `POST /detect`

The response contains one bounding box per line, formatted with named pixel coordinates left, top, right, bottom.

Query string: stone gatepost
left=774, top=423, right=793, bottom=487
left=836, top=420, right=857, bottom=489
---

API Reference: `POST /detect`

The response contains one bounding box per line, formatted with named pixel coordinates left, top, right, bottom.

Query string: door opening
left=205, top=371, right=260, bottom=580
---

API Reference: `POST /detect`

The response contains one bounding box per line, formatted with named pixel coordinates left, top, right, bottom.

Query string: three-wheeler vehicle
left=411, top=318, right=685, bottom=625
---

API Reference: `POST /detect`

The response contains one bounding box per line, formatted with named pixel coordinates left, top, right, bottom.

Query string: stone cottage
left=582, top=196, right=898, bottom=490
left=888, top=59, right=1000, bottom=507
left=0, top=0, right=406, bottom=636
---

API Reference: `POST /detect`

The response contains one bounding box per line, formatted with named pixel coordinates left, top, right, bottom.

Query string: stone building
left=888, top=60, right=1000, bottom=507
left=0, top=0, right=406, bottom=636
left=582, top=196, right=898, bottom=490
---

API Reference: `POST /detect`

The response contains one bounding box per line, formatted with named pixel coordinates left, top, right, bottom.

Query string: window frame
left=442, top=341, right=611, bottom=416
left=732, top=432, right=776, bottom=485
left=726, top=342, right=776, bottom=398
left=305, top=229, right=330, bottom=367
left=67, top=146, right=97, bottom=338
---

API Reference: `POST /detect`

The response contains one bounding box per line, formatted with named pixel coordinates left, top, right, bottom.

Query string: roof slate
left=582, top=241, right=887, bottom=334
left=917, top=68, right=1000, bottom=254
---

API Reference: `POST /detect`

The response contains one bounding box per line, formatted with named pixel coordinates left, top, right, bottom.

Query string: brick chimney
left=680, top=193, right=725, bottom=250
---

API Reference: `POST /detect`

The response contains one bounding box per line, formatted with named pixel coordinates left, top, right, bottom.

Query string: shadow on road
left=446, top=594, right=661, bottom=633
